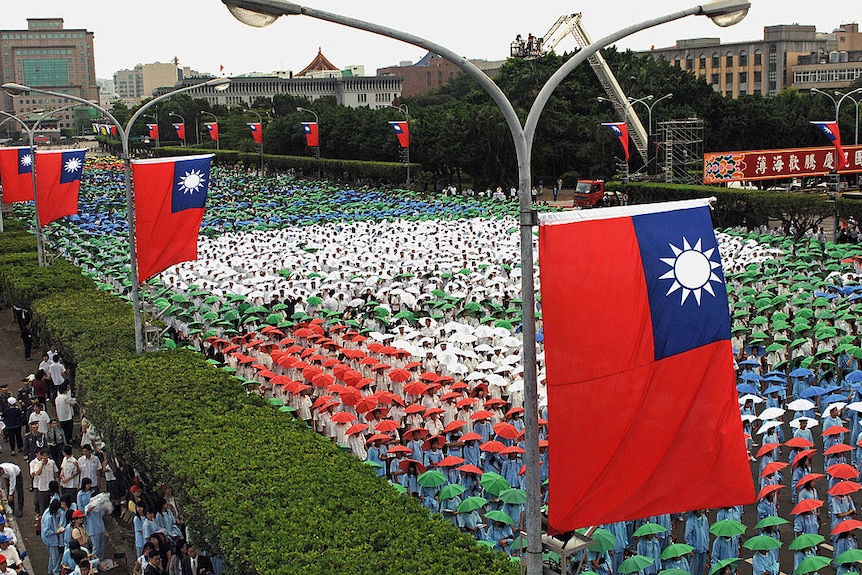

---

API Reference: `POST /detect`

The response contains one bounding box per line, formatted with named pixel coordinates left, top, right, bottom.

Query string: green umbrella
left=484, top=510, right=515, bottom=525
left=743, top=535, right=781, bottom=551
left=498, top=488, right=527, bottom=505
left=306, top=296, right=323, bottom=306
left=510, top=534, right=529, bottom=550
left=439, top=484, right=466, bottom=500
left=795, top=556, right=831, bottom=575
left=417, top=470, right=447, bottom=488
left=457, top=496, right=488, bottom=513
left=585, top=528, right=616, bottom=553
left=619, top=555, right=656, bottom=574
left=788, top=533, right=825, bottom=551
left=754, top=516, right=789, bottom=529
left=659, top=570, right=692, bottom=575
left=708, top=558, right=741, bottom=575
left=836, top=549, right=862, bottom=564
left=268, top=398, right=284, bottom=407
left=660, top=543, right=694, bottom=560
left=390, top=482, right=407, bottom=495
left=479, top=472, right=511, bottom=496
left=278, top=405, right=296, bottom=413
left=475, top=540, right=494, bottom=549
left=709, top=520, right=746, bottom=537
left=634, top=522, right=668, bottom=537
left=363, top=460, right=383, bottom=469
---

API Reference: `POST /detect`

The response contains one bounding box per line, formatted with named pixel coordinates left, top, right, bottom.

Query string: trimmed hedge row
left=0, top=219, right=518, bottom=575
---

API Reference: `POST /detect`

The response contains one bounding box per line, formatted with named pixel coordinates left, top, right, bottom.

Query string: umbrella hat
left=456, top=496, right=487, bottom=512
left=795, top=556, right=831, bottom=575
left=585, top=528, right=616, bottom=553
left=754, top=516, right=789, bottom=529
left=660, top=543, right=694, bottom=560
left=498, top=488, right=527, bottom=505
left=832, top=519, right=862, bottom=535
left=480, top=472, right=511, bottom=496
left=709, top=558, right=742, bottom=575
left=416, top=469, right=447, bottom=487
left=438, top=484, right=466, bottom=500
left=709, top=519, right=746, bottom=537
left=484, top=510, right=515, bottom=525
left=633, top=522, right=669, bottom=537
left=743, top=535, right=782, bottom=551
left=791, top=499, right=824, bottom=515
left=788, top=533, right=825, bottom=550
left=836, top=549, right=862, bottom=564
left=619, top=555, right=656, bottom=574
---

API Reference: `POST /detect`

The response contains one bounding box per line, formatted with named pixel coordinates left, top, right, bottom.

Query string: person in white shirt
left=54, top=384, right=77, bottom=442
left=59, top=445, right=81, bottom=498
left=30, top=449, right=58, bottom=516
left=0, top=463, right=23, bottom=517
left=47, top=354, right=66, bottom=396
left=28, top=403, right=50, bottom=434
left=77, top=444, right=102, bottom=491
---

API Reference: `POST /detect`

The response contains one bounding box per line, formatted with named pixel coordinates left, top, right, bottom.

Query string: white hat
left=6, top=397, right=16, bottom=405
left=26, top=374, right=35, bottom=381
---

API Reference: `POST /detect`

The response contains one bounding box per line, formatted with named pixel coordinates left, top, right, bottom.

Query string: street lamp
left=629, top=93, right=673, bottom=175
left=169, top=111, right=186, bottom=146
left=0, top=104, right=79, bottom=265
left=248, top=109, right=264, bottom=173
left=3, top=77, right=230, bottom=353
left=220, top=2, right=750, bottom=573
left=390, top=104, right=410, bottom=186
left=0, top=109, right=40, bottom=234
left=597, top=96, right=630, bottom=183
left=143, top=114, right=160, bottom=148
left=198, top=110, right=219, bottom=149
left=296, top=106, right=320, bottom=179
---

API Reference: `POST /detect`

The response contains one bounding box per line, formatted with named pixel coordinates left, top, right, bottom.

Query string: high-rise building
left=0, top=18, right=99, bottom=135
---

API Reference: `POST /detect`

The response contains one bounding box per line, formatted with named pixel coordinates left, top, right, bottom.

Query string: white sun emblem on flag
left=177, top=169, right=206, bottom=195
left=64, top=157, right=82, bottom=174
left=658, top=237, right=723, bottom=305
left=20, top=154, right=32, bottom=167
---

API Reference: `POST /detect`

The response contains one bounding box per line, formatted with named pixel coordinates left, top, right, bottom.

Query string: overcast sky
left=4, top=1, right=859, bottom=79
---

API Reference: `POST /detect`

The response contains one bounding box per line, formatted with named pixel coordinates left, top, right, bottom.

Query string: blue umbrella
left=790, top=368, right=815, bottom=378
left=739, top=359, right=761, bottom=368
left=741, top=372, right=764, bottom=382
left=800, top=386, right=827, bottom=398
left=764, top=375, right=787, bottom=384
left=737, top=384, right=760, bottom=395
left=845, top=370, right=862, bottom=383
left=821, top=393, right=848, bottom=404
left=763, top=385, right=786, bottom=395
left=765, top=370, right=787, bottom=379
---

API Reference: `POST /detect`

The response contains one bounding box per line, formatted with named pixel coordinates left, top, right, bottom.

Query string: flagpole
left=3, top=78, right=230, bottom=354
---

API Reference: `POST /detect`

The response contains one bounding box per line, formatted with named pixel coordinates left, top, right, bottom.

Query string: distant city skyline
left=2, top=0, right=858, bottom=80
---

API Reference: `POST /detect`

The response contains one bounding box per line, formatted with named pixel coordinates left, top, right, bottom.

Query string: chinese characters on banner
left=703, top=145, right=862, bottom=184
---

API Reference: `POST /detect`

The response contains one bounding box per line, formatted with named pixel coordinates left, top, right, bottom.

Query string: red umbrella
left=312, top=373, right=335, bottom=388
left=484, top=398, right=508, bottom=408
left=456, top=464, right=483, bottom=475
left=346, top=423, right=369, bottom=435
left=823, top=425, right=851, bottom=436
left=456, top=397, right=478, bottom=409
left=339, top=388, right=363, bottom=406
left=443, top=420, right=467, bottom=434
left=480, top=440, right=506, bottom=453
left=756, top=443, right=781, bottom=457
left=342, top=348, right=366, bottom=359
left=387, top=445, right=411, bottom=455
left=825, top=443, right=854, bottom=455
left=353, top=378, right=375, bottom=390
left=342, top=370, right=364, bottom=386
left=398, top=458, right=427, bottom=474
left=374, top=420, right=400, bottom=433
left=354, top=397, right=379, bottom=414
left=424, top=407, right=445, bottom=418
left=271, top=375, right=292, bottom=385
left=505, top=407, right=525, bottom=418
left=371, top=363, right=392, bottom=372
left=796, top=473, right=826, bottom=489
left=756, top=484, right=785, bottom=500
left=404, top=361, right=422, bottom=369
left=359, top=357, right=378, bottom=366
left=831, top=519, right=862, bottom=535
left=376, top=392, right=404, bottom=406
left=404, top=404, right=426, bottom=415
left=322, top=358, right=340, bottom=367
left=312, top=395, right=334, bottom=409
left=790, top=499, right=824, bottom=515
left=419, top=372, right=439, bottom=382
left=437, top=456, right=466, bottom=467
left=829, top=481, right=862, bottom=496
left=792, top=449, right=817, bottom=468
left=331, top=412, right=356, bottom=424
left=828, top=463, right=860, bottom=480
left=461, top=432, right=483, bottom=442
left=404, top=382, right=429, bottom=396
left=493, top=422, right=519, bottom=440
left=294, top=328, right=314, bottom=338
left=471, top=410, right=495, bottom=421
left=366, top=342, right=384, bottom=352
left=451, top=381, right=469, bottom=391
left=501, top=445, right=525, bottom=455
left=422, top=435, right=445, bottom=451
left=404, top=427, right=430, bottom=439
left=760, top=461, right=789, bottom=477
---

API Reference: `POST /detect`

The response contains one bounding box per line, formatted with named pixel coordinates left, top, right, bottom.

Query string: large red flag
left=132, top=154, right=213, bottom=282
left=172, top=123, right=186, bottom=142
left=35, top=149, right=86, bottom=226
left=0, top=146, right=34, bottom=203
left=147, top=124, right=159, bottom=140
left=811, top=121, right=846, bottom=170
left=301, top=122, right=319, bottom=147
left=247, top=122, right=263, bottom=144
left=602, top=122, right=630, bottom=161
left=389, top=121, right=409, bottom=148
left=538, top=199, right=754, bottom=533
left=205, top=123, right=219, bottom=142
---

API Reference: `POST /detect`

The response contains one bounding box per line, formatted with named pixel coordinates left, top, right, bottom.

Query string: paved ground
left=0, top=305, right=135, bottom=574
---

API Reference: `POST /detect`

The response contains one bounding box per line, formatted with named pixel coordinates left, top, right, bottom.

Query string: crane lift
left=511, top=14, right=650, bottom=164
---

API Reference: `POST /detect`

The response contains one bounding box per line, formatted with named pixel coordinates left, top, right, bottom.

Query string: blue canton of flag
left=632, top=205, right=730, bottom=361
left=18, top=148, right=32, bottom=174
left=59, top=150, right=86, bottom=184
left=303, top=124, right=312, bottom=135
left=171, top=155, right=211, bottom=213
left=389, top=121, right=403, bottom=134
left=606, top=125, right=623, bottom=138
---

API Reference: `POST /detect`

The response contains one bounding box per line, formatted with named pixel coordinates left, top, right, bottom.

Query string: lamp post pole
left=597, top=96, right=630, bottom=183
left=296, top=106, right=320, bottom=179
left=3, top=78, right=230, bottom=354
left=221, top=3, right=751, bottom=572
left=199, top=110, right=220, bottom=149
left=629, top=93, right=673, bottom=175
left=390, top=104, right=410, bottom=186
left=143, top=114, right=160, bottom=148
left=169, top=111, right=186, bottom=146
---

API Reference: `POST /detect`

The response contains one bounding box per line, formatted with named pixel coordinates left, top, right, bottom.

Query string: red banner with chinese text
left=704, top=145, right=862, bottom=184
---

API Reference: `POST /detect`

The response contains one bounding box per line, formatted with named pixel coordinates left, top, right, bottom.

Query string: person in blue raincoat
left=833, top=531, right=858, bottom=567
left=484, top=517, right=513, bottom=554
left=794, top=418, right=814, bottom=444
left=794, top=509, right=819, bottom=536
left=462, top=437, right=481, bottom=468
left=757, top=490, right=779, bottom=521
left=439, top=494, right=460, bottom=527
left=823, top=405, right=845, bottom=449
left=662, top=553, right=690, bottom=573
left=712, top=535, right=738, bottom=573
left=830, top=494, right=856, bottom=538
left=500, top=451, right=523, bottom=490
left=685, top=510, right=710, bottom=575
left=365, top=437, right=387, bottom=478
left=605, top=521, right=628, bottom=574
left=651, top=514, right=673, bottom=549
left=751, top=548, right=779, bottom=575
left=637, top=532, right=662, bottom=575
left=41, top=498, right=66, bottom=575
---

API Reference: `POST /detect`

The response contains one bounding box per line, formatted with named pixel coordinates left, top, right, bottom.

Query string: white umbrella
left=787, top=398, right=816, bottom=412
left=789, top=416, right=819, bottom=429
left=738, top=394, right=764, bottom=405
left=824, top=402, right=847, bottom=414
left=756, top=420, right=782, bottom=434
left=449, top=333, right=478, bottom=344
left=465, top=372, right=487, bottom=382
left=846, top=401, right=862, bottom=413
left=477, top=361, right=497, bottom=370
left=447, top=363, right=469, bottom=375
left=758, top=407, right=786, bottom=421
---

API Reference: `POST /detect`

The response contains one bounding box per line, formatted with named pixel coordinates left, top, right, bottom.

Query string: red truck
left=572, top=179, right=605, bottom=208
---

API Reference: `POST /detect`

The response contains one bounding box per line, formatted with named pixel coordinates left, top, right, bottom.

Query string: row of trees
left=104, top=49, right=862, bottom=191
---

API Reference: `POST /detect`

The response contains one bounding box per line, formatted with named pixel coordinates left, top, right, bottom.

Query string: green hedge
left=0, top=255, right=95, bottom=309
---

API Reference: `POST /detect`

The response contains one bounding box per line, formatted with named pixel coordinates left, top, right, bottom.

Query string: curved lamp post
left=629, top=93, right=673, bottom=175
left=390, top=103, right=410, bottom=186
left=248, top=109, right=264, bottom=173
left=223, top=3, right=750, bottom=572
left=0, top=104, right=80, bottom=264
left=296, top=106, right=320, bottom=179
left=169, top=111, right=186, bottom=146
left=143, top=113, right=161, bottom=148
left=3, top=77, right=230, bottom=353
left=198, top=110, right=220, bottom=149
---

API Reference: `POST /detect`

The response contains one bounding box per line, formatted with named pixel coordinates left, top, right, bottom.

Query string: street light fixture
left=629, top=93, right=673, bottom=175
left=2, top=77, right=230, bottom=353
left=296, top=106, right=320, bottom=179
left=222, top=3, right=750, bottom=573
left=169, top=111, right=186, bottom=146
left=143, top=114, right=160, bottom=148
left=248, top=109, right=264, bottom=173
left=390, top=103, right=410, bottom=186
left=198, top=110, right=220, bottom=149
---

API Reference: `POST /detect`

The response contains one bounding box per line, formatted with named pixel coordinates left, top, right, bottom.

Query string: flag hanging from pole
left=173, top=123, right=186, bottom=142
left=810, top=121, right=846, bottom=170
left=301, top=122, right=319, bottom=147
left=147, top=124, right=159, bottom=140
left=132, top=154, right=213, bottom=282
left=389, top=121, right=409, bottom=148
left=35, top=149, right=86, bottom=226
left=247, top=122, right=263, bottom=144
left=0, top=146, right=34, bottom=203
left=538, top=199, right=754, bottom=533
left=205, top=123, right=219, bottom=142
left=602, top=122, right=630, bottom=161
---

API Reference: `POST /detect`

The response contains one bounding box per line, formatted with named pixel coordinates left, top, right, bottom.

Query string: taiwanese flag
left=108, top=124, right=118, bottom=137
left=132, top=154, right=213, bottom=282
left=602, top=122, right=630, bottom=161
left=205, top=123, right=219, bottom=142
left=302, top=122, right=319, bottom=147
left=147, top=124, right=159, bottom=140
left=0, top=146, right=34, bottom=203
left=389, top=121, right=409, bottom=148
left=248, top=122, right=263, bottom=144
left=35, top=149, right=86, bottom=226
left=539, top=199, right=754, bottom=533
left=811, top=121, right=846, bottom=170
left=173, top=123, right=186, bottom=142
